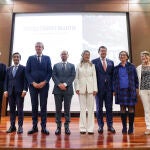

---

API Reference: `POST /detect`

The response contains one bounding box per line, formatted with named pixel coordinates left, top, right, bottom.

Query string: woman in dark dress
left=113, top=51, right=139, bottom=134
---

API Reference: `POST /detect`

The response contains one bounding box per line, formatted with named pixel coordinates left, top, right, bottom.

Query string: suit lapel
left=97, top=58, right=106, bottom=72
left=106, top=59, right=109, bottom=72
left=41, top=55, right=44, bottom=63
left=65, top=62, right=70, bottom=71
left=34, top=55, right=39, bottom=64
left=10, top=66, right=14, bottom=78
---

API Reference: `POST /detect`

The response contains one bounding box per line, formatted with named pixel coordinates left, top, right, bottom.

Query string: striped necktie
left=12, top=66, right=17, bottom=77
left=102, top=59, right=107, bottom=71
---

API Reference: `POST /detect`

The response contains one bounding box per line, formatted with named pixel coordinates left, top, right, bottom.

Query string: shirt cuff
left=63, top=83, right=67, bottom=87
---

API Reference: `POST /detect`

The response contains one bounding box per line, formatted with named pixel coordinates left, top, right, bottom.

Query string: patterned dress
left=140, top=66, right=150, bottom=90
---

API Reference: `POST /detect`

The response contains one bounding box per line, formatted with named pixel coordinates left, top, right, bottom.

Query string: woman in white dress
left=74, top=50, right=97, bottom=134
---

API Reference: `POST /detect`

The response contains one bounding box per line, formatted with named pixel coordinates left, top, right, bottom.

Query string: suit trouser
left=8, top=90, right=24, bottom=127
left=79, top=93, right=95, bottom=132
left=0, top=87, right=3, bottom=121
left=54, top=94, right=72, bottom=128
left=96, top=90, right=113, bottom=128
left=140, top=90, right=150, bottom=129
left=29, top=84, right=49, bottom=129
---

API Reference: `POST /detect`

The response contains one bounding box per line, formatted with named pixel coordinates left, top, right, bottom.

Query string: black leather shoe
left=41, top=128, right=49, bottom=135
left=122, top=128, right=127, bottom=134
left=88, top=132, right=94, bottom=135
left=128, top=128, right=133, bottom=134
left=65, top=127, right=71, bottom=135
left=108, top=127, right=116, bottom=133
left=28, top=127, right=38, bottom=134
left=80, top=131, right=86, bottom=134
left=17, top=126, right=23, bottom=134
left=98, top=127, right=103, bottom=134
left=55, top=128, right=61, bottom=135
left=6, top=126, right=16, bottom=133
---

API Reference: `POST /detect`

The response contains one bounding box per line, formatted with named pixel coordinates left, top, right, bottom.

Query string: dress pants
left=54, top=94, right=72, bottom=128
left=96, top=90, right=113, bottom=128
left=140, top=90, right=150, bottom=129
left=0, top=87, right=3, bottom=120
left=79, top=93, right=94, bottom=132
left=8, top=90, right=24, bottom=127
left=29, top=84, right=49, bottom=129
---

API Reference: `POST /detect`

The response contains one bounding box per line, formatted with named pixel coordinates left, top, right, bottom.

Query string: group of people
left=0, top=42, right=149, bottom=136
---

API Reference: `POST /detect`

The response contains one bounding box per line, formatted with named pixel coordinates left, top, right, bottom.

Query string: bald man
left=52, top=50, right=75, bottom=135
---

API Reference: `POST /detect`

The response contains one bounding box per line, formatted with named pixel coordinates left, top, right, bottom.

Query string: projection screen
left=12, top=13, right=129, bottom=112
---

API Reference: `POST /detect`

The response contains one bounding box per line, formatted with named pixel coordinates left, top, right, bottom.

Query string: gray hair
left=35, top=42, right=44, bottom=49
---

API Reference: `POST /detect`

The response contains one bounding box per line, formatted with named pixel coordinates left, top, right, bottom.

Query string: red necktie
left=102, top=59, right=107, bottom=71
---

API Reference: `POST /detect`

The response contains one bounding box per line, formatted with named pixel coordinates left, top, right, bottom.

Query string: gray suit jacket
left=52, top=62, right=75, bottom=95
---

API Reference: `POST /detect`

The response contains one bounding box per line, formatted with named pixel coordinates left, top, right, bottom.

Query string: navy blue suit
left=4, top=64, right=28, bottom=127
left=26, top=55, right=52, bottom=129
left=92, top=58, right=114, bottom=128
left=0, top=63, right=6, bottom=119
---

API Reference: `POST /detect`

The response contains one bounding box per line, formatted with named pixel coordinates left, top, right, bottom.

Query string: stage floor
left=0, top=116, right=150, bottom=150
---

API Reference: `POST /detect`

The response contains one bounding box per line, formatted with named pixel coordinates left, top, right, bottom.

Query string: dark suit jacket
left=25, top=55, right=52, bottom=84
left=52, top=62, right=75, bottom=95
left=4, top=64, right=28, bottom=96
left=0, top=63, right=6, bottom=90
left=92, top=58, right=114, bottom=92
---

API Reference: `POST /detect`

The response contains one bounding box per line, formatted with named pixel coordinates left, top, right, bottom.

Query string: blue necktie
left=62, top=63, right=66, bottom=71
left=12, top=66, right=17, bottom=77
left=37, top=56, right=40, bottom=63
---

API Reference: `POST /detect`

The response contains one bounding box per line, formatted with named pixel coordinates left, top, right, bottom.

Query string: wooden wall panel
left=0, top=13, right=12, bottom=64
left=129, top=4, right=150, bottom=12
left=0, top=0, right=13, bottom=5
left=0, top=12, right=12, bottom=116
left=13, top=0, right=129, bottom=4
left=0, top=5, right=13, bottom=13
left=129, top=0, right=150, bottom=3
left=129, top=12, right=150, bottom=116
left=129, top=12, right=150, bottom=66
left=13, top=3, right=128, bottom=13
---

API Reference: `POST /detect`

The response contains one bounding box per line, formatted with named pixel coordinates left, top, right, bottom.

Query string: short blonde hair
left=141, top=51, right=150, bottom=57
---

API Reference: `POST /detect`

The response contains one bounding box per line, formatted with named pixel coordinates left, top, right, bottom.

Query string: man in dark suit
left=4, top=52, right=28, bottom=134
left=92, top=46, right=115, bottom=134
left=0, top=54, right=6, bottom=122
left=52, top=50, right=75, bottom=135
left=26, top=42, right=52, bottom=135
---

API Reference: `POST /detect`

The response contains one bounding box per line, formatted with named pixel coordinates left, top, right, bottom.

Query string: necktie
left=37, top=56, right=40, bottom=63
left=12, top=66, right=17, bottom=77
left=102, top=59, right=107, bottom=71
left=62, top=62, right=66, bottom=71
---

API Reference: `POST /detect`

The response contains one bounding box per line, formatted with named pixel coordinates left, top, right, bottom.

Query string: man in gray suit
left=52, top=50, right=75, bottom=135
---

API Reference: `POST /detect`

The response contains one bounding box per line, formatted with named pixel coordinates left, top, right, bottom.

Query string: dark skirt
left=115, top=88, right=137, bottom=106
